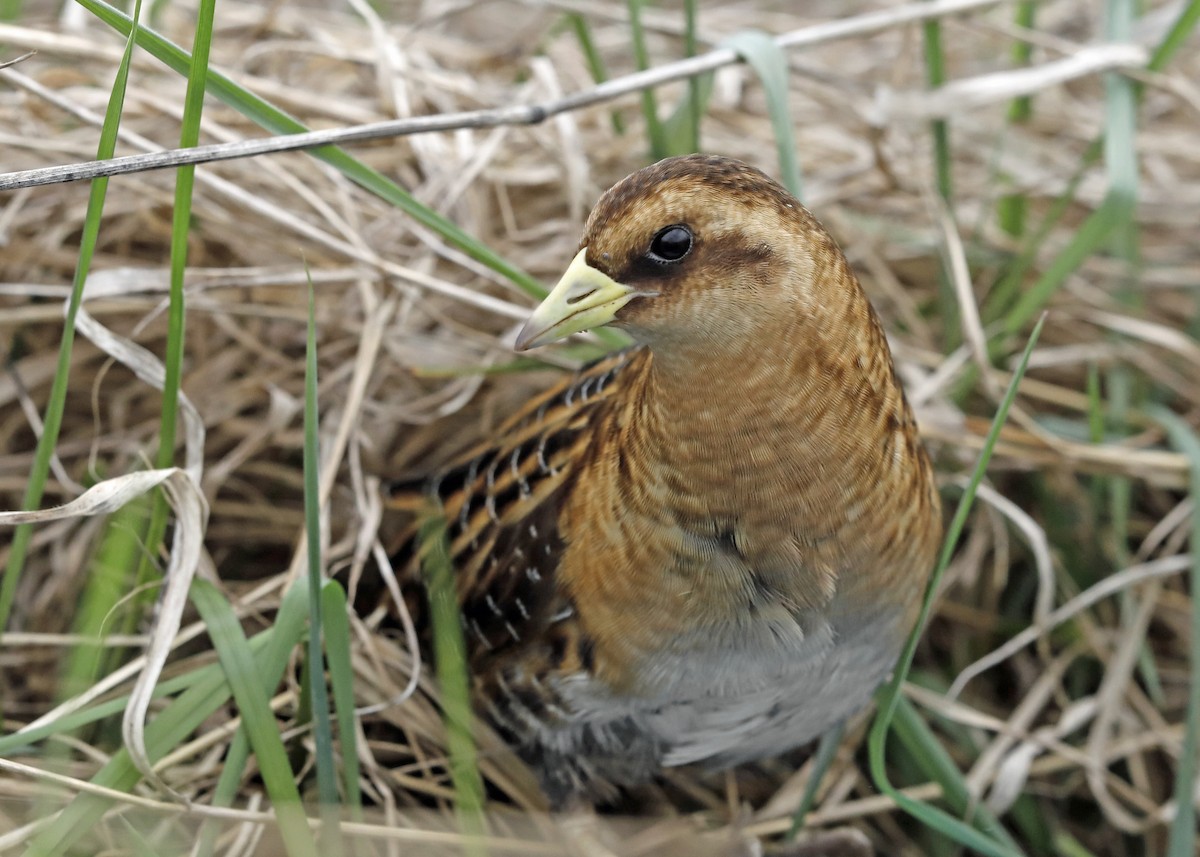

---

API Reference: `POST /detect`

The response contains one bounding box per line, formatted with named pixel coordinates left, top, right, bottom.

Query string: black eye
left=647, top=225, right=693, bottom=264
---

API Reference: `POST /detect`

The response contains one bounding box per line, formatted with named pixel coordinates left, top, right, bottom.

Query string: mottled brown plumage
left=385, top=154, right=941, bottom=806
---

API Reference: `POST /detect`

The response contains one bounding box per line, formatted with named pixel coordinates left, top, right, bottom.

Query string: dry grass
left=1, top=0, right=1198, bottom=854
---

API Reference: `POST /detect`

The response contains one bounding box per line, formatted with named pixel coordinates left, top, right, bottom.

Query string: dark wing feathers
left=384, top=349, right=638, bottom=665
left=372, top=348, right=649, bottom=806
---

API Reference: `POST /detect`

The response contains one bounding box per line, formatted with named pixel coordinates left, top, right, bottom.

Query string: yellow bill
left=514, top=248, right=638, bottom=351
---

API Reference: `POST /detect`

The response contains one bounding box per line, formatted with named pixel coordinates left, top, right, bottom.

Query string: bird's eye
left=647, top=225, right=693, bottom=264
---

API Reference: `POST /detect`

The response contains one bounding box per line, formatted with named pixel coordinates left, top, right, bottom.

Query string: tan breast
left=555, top=329, right=941, bottom=696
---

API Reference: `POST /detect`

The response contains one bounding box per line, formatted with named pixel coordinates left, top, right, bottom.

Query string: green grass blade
left=44, top=494, right=151, bottom=823
left=1103, top=0, right=1139, bottom=279
left=661, top=71, right=715, bottom=157
left=195, top=580, right=315, bottom=857
left=868, top=315, right=1047, bottom=857
left=1146, top=407, right=1200, bottom=857
left=891, top=696, right=1017, bottom=847
left=1001, top=201, right=1121, bottom=337
left=996, top=1, right=1036, bottom=239
left=58, top=494, right=150, bottom=700
left=987, top=1, right=1198, bottom=327
left=661, top=3, right=714, bottom=158
left=147, top=0, right=171, bottom=27
left=683, top=0, right=701, bottom=153
left=23, top=578, right=310, bottom=856
left=626, top=0, right=667, bottom=159
left=191, top=580, right=320, bottom=857
left=322, top=581, right=363, bottom=822
left=25, top=653, right=246, bottom=855
left=302, top=277, right=341, bottom=847
left=156, top=0, right=213, bottom=471
left=115, top=815, right=166, bottom=857
left=0, top=0, right=144, bottom=637
left=120, top=0, right=218, bottom=708
left=786, top=720, right=843, bottom=839
left=1052, top=831, right=1101, bottom=857
left=722, top=30, right=802, bottom=201
left=420, top=507, right=485, bottom=855
left=922, top=13, right=952, bottom=204
left=920, top=5, right=958, bottom=347
left=566, top=13, right=624, bottom=134
left=193, top=730, right=252, bottom=857
left=983, top=139, right=1100, bottom=326
left=1147, top=0, right=1200, bottom=72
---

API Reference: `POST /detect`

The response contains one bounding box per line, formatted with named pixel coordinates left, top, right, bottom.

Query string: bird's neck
left=638, top=331, right=840, bottom=484
left=635, top=290, right=890, bottom=475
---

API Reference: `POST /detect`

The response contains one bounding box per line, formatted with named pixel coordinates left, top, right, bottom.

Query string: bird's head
left=515, top=154, right=845, bottom=353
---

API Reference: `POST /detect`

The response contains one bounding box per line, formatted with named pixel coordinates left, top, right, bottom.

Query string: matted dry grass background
left=1, top=0, right=1199, bottom=854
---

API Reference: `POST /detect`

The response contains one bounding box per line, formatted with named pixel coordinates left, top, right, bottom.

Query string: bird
left=384, top=154, right=942, bottom=808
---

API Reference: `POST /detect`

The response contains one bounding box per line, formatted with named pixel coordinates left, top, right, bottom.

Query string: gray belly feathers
left=542, top=600, right=905, bottom=784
